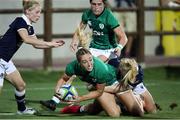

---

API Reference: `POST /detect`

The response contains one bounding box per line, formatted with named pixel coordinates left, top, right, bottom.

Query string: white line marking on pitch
left=0, top=112, right=16, bottom=116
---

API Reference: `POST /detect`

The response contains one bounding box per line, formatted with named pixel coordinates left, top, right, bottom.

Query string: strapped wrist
left=117, top=44, right=124, bottom=50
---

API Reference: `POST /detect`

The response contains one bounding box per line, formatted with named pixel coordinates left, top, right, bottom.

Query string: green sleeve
left=107, top=10, right=120, bottom=29
left=81, top=9, right=90, bottom=24
left=65, top=62, right=75, bottom=76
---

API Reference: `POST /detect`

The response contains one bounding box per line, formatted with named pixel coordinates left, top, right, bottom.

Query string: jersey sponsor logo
left=93, top=30, right=104, bottom=36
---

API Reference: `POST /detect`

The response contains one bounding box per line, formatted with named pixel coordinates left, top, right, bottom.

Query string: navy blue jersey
left=0, top=15, right=34, bottom=62
left=108, top=58, right=143, bottom=87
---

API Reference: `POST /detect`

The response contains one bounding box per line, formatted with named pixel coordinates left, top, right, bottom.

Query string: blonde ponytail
left=119, top=58, right=138, bottom=87
left=77, top=26, right=92, bottom=49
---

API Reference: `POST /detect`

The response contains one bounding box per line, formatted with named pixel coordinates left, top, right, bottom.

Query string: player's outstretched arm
left=18, top=29, right=65, bottom=48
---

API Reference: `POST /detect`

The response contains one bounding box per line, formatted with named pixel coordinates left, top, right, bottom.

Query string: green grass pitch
left=0, top=67, right=180, bottom=119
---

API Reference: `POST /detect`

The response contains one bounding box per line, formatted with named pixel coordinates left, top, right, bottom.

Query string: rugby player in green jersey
left=40, top=48, right=144, bottom=117
left=70, top=0, right=128, bottom=62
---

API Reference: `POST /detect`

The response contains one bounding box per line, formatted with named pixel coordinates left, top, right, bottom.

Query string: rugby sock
left=60, top=105, right=81, bottom=114
left=14, top=89, right=26, bottom=111
left=52, top=96, right=60, bottom=104
left=79, top=105, right=85, bottom=113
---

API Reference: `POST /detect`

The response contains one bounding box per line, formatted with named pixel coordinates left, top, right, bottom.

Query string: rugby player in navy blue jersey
left=108, top=58, right=157, bottom=113
left=0, top=0, right=64, bottom=115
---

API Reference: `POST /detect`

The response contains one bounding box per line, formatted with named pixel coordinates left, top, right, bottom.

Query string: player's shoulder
left=104, top=8, right=113, bottom=14
left=10, top=17, right=26, bottom=26
left=82, top=9, right=93, bottom=17
left=66, top=59, right=80, bottom=70
left=93, top=57, right=111, bottom=71
left=13, top=17, right=25, bottom=23
left=83, top=8, right=91, bottom=14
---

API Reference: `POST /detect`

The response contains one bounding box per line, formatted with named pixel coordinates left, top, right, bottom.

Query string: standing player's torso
left=82, top=8, right=119, bottom=49
left=0, top=15, right=34, bottom=62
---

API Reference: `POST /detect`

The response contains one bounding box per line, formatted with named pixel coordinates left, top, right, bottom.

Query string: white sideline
left=0, top=112, right=16, bottom=115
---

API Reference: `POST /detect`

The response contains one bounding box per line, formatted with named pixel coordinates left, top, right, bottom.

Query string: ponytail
left=119, top=58, right=138, bottom=86
left=77, top=26, right=92, bottom=49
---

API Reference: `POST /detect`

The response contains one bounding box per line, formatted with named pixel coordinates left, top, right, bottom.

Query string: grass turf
left=0, top=67, right=180, bottom=119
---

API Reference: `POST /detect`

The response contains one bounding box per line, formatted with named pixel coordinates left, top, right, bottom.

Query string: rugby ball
left=56, top=84, right=78, bottom=101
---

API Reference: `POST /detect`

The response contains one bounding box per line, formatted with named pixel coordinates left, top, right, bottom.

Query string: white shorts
left=89, top=48, right=117, bottom=59
left=0, top=59, right=17, bottom=87
left=133, top=83, right=147, bottom=95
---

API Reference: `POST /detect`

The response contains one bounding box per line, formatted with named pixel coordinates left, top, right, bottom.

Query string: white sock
left=14, top=89, right=25, bottom=96
left=79, top=105, right=85, bottom=113
left=52, top=96, right=61, bottom=104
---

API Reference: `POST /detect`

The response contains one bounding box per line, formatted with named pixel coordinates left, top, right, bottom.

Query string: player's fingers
left=66, top=75, right=76, bottom=85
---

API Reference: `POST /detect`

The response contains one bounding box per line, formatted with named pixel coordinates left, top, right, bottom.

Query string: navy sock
left=15, top=90, right=26, bottom=111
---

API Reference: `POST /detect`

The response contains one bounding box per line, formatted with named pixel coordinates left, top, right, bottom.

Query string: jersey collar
left=21, top=14, right=32, bottom=26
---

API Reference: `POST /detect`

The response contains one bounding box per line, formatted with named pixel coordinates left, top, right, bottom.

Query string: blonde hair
left=77, top=26, right=92, bottom=49
left=23, top=0, right=40, bottom=12
left=119, top=58, right=138, bottom=86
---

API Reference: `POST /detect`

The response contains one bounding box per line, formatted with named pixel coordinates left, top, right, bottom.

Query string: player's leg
left=133, top=83, right=157, bottom=113
left=85, top=99, right=103, bottom=115
left=0, top=59, right=5, bottom=94
left=97, top=92, right=121, bottom=117
left=140, top=90, right=157, bottom=113
left=116, top=89, right=144, bottom=116
left=60, top=91, right=103, bottom=114
left=61, top=93, right=120, bottom=117
left=5, top=60, right=36, bottom=115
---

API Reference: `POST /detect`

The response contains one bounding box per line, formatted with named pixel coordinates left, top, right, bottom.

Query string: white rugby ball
left=57, top=84, right=78, bottom=101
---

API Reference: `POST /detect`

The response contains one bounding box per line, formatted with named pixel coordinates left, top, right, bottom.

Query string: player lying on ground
left=62, top=58, right=156, bottom=115
left=40, top=48, right=144, bottom=117
left=108, top=58, right=157, bottom=113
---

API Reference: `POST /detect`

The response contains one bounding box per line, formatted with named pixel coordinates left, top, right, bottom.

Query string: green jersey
left=82, top=8, right=120, bottom=50
left=65, top=57, right=117, bottom=86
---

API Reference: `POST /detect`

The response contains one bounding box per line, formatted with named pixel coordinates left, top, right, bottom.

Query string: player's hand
left=114, top=47, right=121, bottom=57
left=54, top=39, right=65, bottom=46
left=48, top=39, right=65, bottom=48
left=64, top=96, right=80, bottom=105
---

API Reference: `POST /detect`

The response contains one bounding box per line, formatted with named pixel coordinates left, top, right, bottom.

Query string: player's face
left=27, top=5, right=41, bottom=23
left=80, top=54, right=93, bottom=72
left=90, top=0, right=105, bottom=16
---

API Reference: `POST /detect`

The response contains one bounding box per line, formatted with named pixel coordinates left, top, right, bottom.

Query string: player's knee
left=145, top=105, right=157, bottom=114
left=16, top=82, right=26, bottom=91
left=130, top=106, right=144, bottom=117
left=108, top=107, right=121, bottom=117
left=108, top=111, right=120, bottom=118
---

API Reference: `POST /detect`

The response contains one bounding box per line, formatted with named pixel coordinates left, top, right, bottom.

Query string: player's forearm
left=78, top=90, right=103, bottom=102
left=24, top=37, right=51, bottom=48
left=115, top=26, right=128, bottom=49
left=55, top=78, right=66, bottom=92
left=104, top=85, right=119, bottom=93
